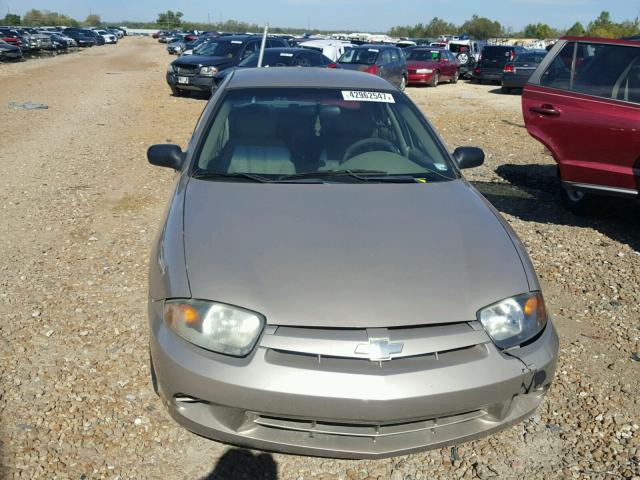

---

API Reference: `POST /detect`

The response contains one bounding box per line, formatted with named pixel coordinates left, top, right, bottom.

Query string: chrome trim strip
left=563, top=181, right=638, bottom=197
left=260, top=323, right=490, bottom=359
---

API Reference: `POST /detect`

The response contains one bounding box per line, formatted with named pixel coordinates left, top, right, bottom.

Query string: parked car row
left=0, top=25, right=125, bottom=62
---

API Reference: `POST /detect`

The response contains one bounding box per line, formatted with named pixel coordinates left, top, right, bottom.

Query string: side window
left=307, top=52, right=323, bottom=66
left=540, top=42, right=575, bottom=90
left=294, top=53, right=311, bottom=67
left=268, top=39, right=285, bottom=48
left=573, top=43, right=640, bottom=100
left=389, top=49, right=400, bottom=62
left=380, top=50, right=392, bottom=65
left=241, top=41, right=258, bottom=60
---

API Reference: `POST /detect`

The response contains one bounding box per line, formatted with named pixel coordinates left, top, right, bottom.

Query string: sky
left=1, top=0, right=639, bottom=32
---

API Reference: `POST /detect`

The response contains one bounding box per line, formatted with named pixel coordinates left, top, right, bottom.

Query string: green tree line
left=389, top=11, right=639, bottom=39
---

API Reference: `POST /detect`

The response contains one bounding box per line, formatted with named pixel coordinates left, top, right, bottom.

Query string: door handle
left=529, top=104, right=560, bottom=117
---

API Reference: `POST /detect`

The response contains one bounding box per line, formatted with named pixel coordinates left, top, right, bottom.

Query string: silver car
left=147, top=68, right=558, bottom=459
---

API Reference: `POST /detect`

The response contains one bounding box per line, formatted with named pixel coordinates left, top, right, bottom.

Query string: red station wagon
left=523, top=37, right=640, bottom=213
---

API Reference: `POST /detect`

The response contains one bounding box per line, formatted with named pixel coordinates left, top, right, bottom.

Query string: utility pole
left=257, top=23, right=269, bottom=67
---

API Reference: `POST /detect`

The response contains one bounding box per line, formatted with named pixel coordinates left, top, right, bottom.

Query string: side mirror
left=147, top=144, right=185, bottom=170
left=453, top=146, right=484, bottom=169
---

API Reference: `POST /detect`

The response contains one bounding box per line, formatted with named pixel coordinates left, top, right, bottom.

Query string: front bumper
left=166, top=72, right=214, bottom=92
left=408, top=73, right=435, bottom=85
left=501, top=74, right=529, bottom=89
left=473, top=71, right=503, bottom=82
left=0, top=51, right=22, bottom=60
left=149, top=300, right=559, bottom=459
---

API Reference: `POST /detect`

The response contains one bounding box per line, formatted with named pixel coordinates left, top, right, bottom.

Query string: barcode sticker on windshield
left=368, top=49, right=379, bottom=52
left=342, top=91, right=395, bottom=103
left=279, top=53, right=294, bottom=57
left=231, top=40, right=243, bottom=44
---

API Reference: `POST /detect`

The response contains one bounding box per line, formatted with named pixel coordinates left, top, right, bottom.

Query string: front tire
left=561, top=186, right=595, bottom=215
left=170, top=86, right=183, bottom=97
left=399, top=75, right=406, bottom=91
left=430, top=72, right=439, bottom=87
left=451, top=70, right=459, bottom=84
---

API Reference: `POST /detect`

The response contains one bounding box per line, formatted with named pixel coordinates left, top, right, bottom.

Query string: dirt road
left=0, top=38, right=638, bottom=479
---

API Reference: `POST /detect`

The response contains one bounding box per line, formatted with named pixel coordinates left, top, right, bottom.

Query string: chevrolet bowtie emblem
left=355, top=330, right=403, bottom=362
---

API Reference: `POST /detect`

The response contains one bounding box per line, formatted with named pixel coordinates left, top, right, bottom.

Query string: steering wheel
left=342, top=138, right=399, bottom=163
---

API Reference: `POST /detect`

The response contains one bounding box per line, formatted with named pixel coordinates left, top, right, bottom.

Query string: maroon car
left=523, top=36, right=640, bottom=214
left=406, top=48, right=460, bottom=87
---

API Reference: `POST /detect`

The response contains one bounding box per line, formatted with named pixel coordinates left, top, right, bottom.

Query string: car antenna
left=257, top=23, right=269, bottom=68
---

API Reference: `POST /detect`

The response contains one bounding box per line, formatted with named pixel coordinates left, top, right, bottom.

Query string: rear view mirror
left=147, top=144, right=185, bottom=170
left=452, top=147, right=484, bottom=169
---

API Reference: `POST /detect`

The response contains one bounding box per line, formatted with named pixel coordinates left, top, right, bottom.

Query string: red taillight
left=365, top=64, right=378, bottom=75
left=503, top=65, right=514, bottom=73
left=474, top=67, right=481, bottom=74
left=327, top=63, right=337, bottom=69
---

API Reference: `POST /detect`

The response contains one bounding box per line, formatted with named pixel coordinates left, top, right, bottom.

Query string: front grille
left=174, top=65, right=199, bottom=76
left=260, top=322, right=490, bottom=371
left=254, top=409, right=486, bottom=439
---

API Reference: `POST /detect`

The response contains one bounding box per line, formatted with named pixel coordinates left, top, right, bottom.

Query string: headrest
left=229, top=104, right=277, bottom=139
left=320, top=107, right=375, bottom=138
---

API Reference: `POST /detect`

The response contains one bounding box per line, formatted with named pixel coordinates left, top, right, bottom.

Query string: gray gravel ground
left=0, top=38, right=638, bottom=479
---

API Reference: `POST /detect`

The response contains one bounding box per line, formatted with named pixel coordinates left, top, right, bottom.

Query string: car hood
left=183, top=179, right=531, bottom=328
left=173, top=55, right=232, bottom=67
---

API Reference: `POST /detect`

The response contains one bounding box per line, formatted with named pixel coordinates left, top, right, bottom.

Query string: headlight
left=416, top=68, right=433, bottom=74
left=164, top=299, right=265, bottom=356
left=167, top=63, right=174, bottom=73
left=199, top=66, right=218, bottom=76
left=478, top=292, right=547, bottom=349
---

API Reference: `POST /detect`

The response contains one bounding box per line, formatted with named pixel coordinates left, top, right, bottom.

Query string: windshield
left=239, top=51, right=296, bottom=67
left=406, top=50, right=441, bottom=61
left=194, top=88, right=457, bottom=183
left=338, top=48, right=379, bottom=65
left=448, top=44, right=469, bottom=54
left=482, top=47, right=513, bottom=60
left=194, top=40, right=243, bottom=58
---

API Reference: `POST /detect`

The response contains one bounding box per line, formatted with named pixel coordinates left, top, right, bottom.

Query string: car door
left=523, top=40, right=640, bottom=193
left=389, top=48, right=403, bottom=85
left=376, top=49, right=393, bottom=83
left=444, top=51, right=457, bottom=78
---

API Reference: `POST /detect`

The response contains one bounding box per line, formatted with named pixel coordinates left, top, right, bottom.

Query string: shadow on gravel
left=204, top=448, right=277, bottom=480
left=472, top=163, right=640, bottom=252
left=488, top=87, right=523, bottom=95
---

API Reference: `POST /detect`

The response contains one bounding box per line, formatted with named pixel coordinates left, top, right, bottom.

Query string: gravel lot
left=0, top=37, right=638, bottom=480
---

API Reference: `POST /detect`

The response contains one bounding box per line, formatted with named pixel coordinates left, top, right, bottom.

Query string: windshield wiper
left=192, top=171, right=273, bottom=183
left=277, top=170, right=418, bottom=183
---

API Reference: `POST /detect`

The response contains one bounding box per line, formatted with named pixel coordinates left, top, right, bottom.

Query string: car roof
left=263, top=47, right=317, bottom=54
left=352, top=44, right=396, bottom=49
left=560, top=35, right=640, bottom=46
left=227, top=67, right=396, bottom=90
left=210, top=34, right=273, bottom=41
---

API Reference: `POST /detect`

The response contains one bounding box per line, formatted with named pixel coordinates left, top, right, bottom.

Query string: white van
left=299, top=39, right=353, bottom=62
